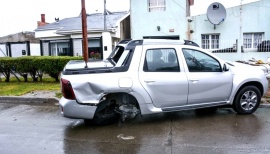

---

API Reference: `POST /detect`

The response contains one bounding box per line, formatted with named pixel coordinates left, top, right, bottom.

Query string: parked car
left=59, top=39, right=268, bottom=125
left=257, top=40, right=270, bottom=52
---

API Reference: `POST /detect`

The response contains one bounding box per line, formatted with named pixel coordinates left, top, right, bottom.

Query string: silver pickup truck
left=59, top=39, right=268, bottom=125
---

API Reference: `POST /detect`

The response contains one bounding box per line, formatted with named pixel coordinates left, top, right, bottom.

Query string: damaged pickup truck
left=59, top=39, right=268, bottom=125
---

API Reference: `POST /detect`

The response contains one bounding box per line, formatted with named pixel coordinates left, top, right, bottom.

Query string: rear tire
left=233, top=86, right=261, bottom=115
left=84, top=108, right=119, bottom=126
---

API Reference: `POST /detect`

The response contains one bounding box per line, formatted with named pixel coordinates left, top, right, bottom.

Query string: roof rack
left=184, top=40, right=199, bottom=47
left=118, top=39, right=132, bottom=44
left=125, top=39, right=200, bottom=48
left=142, top=39, right=185, bottom=45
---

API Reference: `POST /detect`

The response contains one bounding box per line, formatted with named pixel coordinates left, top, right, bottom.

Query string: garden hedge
left=0, top=56, right=83, bottom=82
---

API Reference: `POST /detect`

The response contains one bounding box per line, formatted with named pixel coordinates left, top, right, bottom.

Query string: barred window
left=243, top=33, right=263, bottom=49
left=149, top=0, right=166, bottom=12
left=201, top=34, right=219, bottom=49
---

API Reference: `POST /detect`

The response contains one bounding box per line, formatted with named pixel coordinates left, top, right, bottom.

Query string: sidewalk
left=0, top=90, right=59, bottom=104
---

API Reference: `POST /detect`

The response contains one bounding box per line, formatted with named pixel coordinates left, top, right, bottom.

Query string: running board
left=161, top=102, right=228, bottom=112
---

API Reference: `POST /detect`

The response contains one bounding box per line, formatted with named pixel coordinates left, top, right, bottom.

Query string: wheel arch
left=96, top=92, right=141, bottom=112
left=233, top=81, right=263, bottom=103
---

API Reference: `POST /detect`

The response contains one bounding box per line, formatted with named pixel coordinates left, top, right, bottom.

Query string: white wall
left=35, top=29, right=66, bottom=38
left=191, top=0, right=270, bottom=61
left=102, top=32, right=112, bottom=59
left=131, top=0, right=189, bottom=39
left=0, top=44, right=7, bottom=57
left=30, top=44, right=41, bottom=56
left=215, top=52, right=270, bottom=62
left=11, top=44, right=27, bottom=57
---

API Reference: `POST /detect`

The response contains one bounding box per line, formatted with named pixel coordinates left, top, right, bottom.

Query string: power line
left=170, top=0, right=186, bottom=12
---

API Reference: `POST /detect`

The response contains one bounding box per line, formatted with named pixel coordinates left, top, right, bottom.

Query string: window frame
left=143, top=48, right=180, bottom=72
left=148, top=0, right=166, bottom=12
left=243, top=33, right=263, bottom=49
left=201, top=34, right=220, bottom=49
left=182, top=48, right=222, bottom=72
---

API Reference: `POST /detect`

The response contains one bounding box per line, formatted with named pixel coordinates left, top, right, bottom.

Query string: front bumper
left=59, top=97, right=97, bottom=119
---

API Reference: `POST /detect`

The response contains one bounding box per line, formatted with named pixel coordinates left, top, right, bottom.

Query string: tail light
left=61, top=78, right=76, bottom=100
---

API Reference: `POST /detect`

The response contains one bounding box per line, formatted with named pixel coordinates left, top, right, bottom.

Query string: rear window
left=107, top=46, right=125, bottom=65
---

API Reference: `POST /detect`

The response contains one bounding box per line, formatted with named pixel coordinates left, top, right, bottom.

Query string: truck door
left=182, top=48, right=233, bottom=105
left=139, top=47, right=189, bottom=108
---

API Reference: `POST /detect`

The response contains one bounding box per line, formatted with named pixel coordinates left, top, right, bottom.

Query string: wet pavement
left=1, top=102, right=270, bottom=154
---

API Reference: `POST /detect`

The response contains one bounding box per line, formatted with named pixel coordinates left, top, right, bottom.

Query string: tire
left=233, top=86, right=261, bottom=115
left=84, top=108, right=119, bottom=126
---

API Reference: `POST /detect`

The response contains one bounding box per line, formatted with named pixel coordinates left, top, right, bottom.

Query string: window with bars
left=201, top=34, right=220, bottom=49
left=148, top=0, right=166, bottom=12
left=243, top=33, right=263, bottom=49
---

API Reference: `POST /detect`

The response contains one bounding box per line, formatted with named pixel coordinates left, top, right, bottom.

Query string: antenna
left=207, top=2, right=227, bottom=29
left=55, top=18, right=59, bottom=23
left=104, top=0, right=107, bottom=30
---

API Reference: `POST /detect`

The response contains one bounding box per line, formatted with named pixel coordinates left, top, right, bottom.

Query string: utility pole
left=81, top=0, right=88, bottom=68
left=240, top=0, right=243, bottom=52
left=104, top=0, right=107, bottom=30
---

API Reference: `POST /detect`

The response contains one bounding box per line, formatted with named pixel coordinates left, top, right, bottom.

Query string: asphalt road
left=1, top=102, right=270, bottom=154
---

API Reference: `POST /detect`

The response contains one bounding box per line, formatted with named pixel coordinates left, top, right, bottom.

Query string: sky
left=0, top=0, right=258, bottom=37
left=191, top=0, right=259, bottom=16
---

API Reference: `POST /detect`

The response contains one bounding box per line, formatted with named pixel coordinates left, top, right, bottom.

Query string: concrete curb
left=0, top=96, right=60, bottom=104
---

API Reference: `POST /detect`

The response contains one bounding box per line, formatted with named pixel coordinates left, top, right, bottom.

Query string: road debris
left=117, top=134, right=135, bottom=140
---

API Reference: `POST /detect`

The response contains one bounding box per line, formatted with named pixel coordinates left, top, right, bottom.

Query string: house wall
left=130, top=0, right=190, bottom=39
left=0, top=44, right=7, bottom=57
left=35, top=30, right=67, bottom=38
left=120, top=16, right=131, bottom=40
left=102, top=32, right=112, bottom=59
left=191, top=0, right=270, bottom=61
left=30, top=44, right=41, bottom=56
left=10, top=43, right=28, bottom=57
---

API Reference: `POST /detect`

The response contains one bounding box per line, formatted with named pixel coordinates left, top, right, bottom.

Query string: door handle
left=144, top=80, right=156, bottom=83
left=189, top=79, right=199, bottom=83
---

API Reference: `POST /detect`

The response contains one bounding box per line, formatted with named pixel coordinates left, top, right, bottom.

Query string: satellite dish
left=207, top=2, right=226, bottom=28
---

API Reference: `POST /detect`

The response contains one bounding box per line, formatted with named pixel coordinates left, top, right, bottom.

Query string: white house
left=191, top=0, right=270, bottom=62
left=35, top=12, right=130, bottom=60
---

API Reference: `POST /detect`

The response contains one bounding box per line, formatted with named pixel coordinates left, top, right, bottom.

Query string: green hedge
left=0, top=56, right=83, bottom=82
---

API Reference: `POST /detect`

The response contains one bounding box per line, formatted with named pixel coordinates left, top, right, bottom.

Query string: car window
left=115, top=50, right=130, bottom=67
left=182, top=48, right=221, bottom=72
left=144, top=48, right=180, bottom=72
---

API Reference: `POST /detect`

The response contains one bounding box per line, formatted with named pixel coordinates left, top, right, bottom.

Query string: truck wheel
left=233, top=86, right=261, bottom=115
left=84, top=108, right=119, bottom=126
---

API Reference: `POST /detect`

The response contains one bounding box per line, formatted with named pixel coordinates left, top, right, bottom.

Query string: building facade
left=130, top=0, right=194, bottom=40
left=191, top=0, right=270, bottom=61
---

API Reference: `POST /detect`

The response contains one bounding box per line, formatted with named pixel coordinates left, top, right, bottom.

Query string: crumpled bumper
left=59, top=97, right=97, bottom=119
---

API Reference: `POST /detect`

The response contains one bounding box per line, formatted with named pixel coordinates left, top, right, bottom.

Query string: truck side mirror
left=223, top=63, right=229, bottom=72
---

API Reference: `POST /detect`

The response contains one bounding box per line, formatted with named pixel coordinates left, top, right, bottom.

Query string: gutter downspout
left=81, top=0, right=88, bottom=68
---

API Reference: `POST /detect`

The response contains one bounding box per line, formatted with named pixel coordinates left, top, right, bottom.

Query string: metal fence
left=194, top=39, right=270, bottom=53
